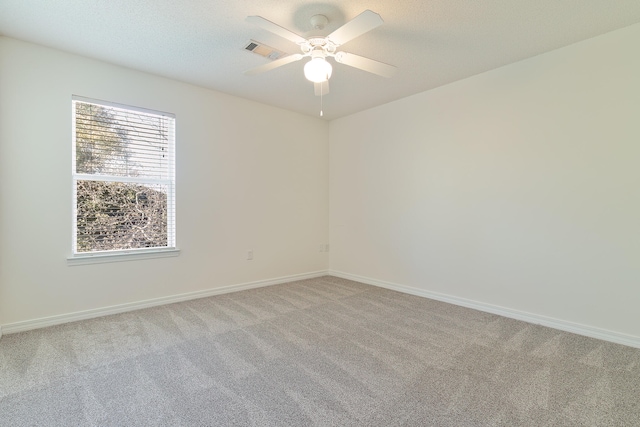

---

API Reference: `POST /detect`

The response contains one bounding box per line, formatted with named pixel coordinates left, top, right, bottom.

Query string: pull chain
left=320, top=85, right=324, bottom=117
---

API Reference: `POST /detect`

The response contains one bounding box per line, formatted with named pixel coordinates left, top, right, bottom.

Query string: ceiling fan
left=244, top=10, right=397, bottom=96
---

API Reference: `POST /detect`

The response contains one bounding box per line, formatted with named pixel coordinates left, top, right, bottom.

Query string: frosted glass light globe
left=304, top=58, right=332, bottom=83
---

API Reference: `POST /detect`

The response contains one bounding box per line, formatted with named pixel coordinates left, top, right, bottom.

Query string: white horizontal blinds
left=75, top=102, right=171, bottom=179
left=72, top=98, right=176, bottom=254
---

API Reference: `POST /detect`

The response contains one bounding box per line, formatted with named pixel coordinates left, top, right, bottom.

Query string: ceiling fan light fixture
left=304, top=57, right=332, bottom=83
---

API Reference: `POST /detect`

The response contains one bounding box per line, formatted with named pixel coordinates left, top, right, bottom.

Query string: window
left=71, top=97, right=176, bottom=262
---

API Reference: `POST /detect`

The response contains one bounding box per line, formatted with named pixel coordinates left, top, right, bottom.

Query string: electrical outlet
left=247, top=250, right=253, bottom=260
left=319, top=244, right=324, bottom=252
left=325, top=244, right=330, bottom=252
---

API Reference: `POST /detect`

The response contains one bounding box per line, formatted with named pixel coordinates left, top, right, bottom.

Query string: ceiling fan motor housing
left=300, top=38, right=336, bottom=56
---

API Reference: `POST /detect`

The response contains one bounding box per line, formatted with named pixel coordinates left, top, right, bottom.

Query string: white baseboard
left=329, top=270, right=640, bottom=349
left=0, top=270, right=329, bottom=336
left=5, top=269, right=638, bottom=350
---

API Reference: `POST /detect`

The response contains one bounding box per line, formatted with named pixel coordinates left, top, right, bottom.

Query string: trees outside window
left=72, top=98, right=175, bottom=254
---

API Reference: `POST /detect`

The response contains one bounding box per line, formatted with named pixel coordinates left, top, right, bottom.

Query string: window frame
left=68, top=96, right=179, bottom=265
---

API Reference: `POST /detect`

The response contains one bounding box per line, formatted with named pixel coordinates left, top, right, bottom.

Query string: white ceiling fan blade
left=334, top=52, right=396, bottom=78
left=314, top=81, right=329, bottom=96
left=244, top=54, right=303, bottom=76
left=246, top=16, right=307, bottom=45
left=327, top=10, right=383, bottom=46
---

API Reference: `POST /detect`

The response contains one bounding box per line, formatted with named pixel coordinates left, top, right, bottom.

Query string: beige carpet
left=1, top=276, right=639, bottom=426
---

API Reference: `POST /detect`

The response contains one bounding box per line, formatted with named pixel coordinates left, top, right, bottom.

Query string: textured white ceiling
left=1, top=1, right=640, bottom=120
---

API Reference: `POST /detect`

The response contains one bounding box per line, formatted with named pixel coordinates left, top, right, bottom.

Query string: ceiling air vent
left=244, top=40, right=285, bottom=61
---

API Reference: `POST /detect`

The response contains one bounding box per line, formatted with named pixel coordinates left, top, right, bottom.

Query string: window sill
left=67, top=248, right=181, bottom=266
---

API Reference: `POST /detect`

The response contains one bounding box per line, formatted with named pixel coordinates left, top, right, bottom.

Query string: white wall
left=329, top=24, right=640, bottom=340
left=0, top=37, right=329, bottom=327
